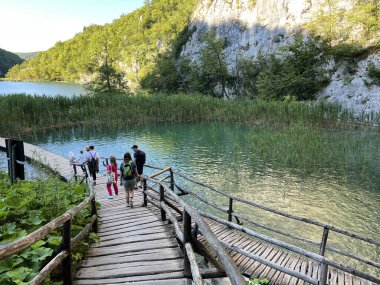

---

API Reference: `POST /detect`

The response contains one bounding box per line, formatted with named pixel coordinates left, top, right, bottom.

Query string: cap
left=85, top=145, right=90, bottom=151
left=131, top=145, right=138, bottom=149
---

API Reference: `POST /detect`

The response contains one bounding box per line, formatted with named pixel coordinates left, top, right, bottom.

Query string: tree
left=85, top=30, right=128, bottom=93
left=197, top=30, right=232, bottom=98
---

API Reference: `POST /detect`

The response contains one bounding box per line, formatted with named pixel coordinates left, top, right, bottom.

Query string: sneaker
left=130, top=199, right=134, bottom=208
left=107, top=196, right=113, bottom=200
left=126, top=203, right=129, bottom=207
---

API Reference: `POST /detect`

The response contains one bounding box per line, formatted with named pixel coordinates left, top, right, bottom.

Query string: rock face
left=182, top=0, right=380, bottom=117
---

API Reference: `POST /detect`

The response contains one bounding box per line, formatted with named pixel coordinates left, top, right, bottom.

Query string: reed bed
left=0, top=92, right=366, bottom=137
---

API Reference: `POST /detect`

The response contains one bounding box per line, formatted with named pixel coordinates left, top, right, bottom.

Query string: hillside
left=15, top=51, right=40, bottom=61
left=5, top=0, right=380, bottom=116
left=0, top=48, right=24, bottom=77
left=6, top=0, right=197, bottom=87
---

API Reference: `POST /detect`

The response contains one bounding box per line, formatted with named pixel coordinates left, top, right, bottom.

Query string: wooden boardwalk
left=0, top=137, right=378, bottom=285
left=74, top=191, right=190, bottom=285
left=147, top=193, right=378, bottom=285
left=0, top=138, right=190, bottom=284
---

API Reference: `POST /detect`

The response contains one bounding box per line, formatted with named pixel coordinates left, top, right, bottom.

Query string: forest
left=5, top=0, right=380, bottom=100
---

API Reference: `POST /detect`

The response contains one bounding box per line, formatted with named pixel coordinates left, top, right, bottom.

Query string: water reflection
left=27, top=123, right=380, bottom=272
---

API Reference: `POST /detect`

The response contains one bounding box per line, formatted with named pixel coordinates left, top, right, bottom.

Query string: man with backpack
left=86, top=145, right=99, bottom=186
left=132, top=145, right=146, bottom=176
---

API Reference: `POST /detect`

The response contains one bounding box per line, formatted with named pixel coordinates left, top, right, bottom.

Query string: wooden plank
left=98, top=220, right=166, bottom=237
left=98, top=216, right=161, bottom=233
left=249, top=245, right=275, bottom=278
left=258, top=247, right=284, bottom=280
left=265, top=252, right=291, bottom=284
left=93, top=231, right=173, bottom=248
left=76, top=260, right=183, bottom=279
left=86, top=238, right=178, bottom=257
left=80, top=249, right=183, bottom=268
left=74, top=274, right=189, bottom=285
left=99, top=225, right=171, bottom=242
left=98, top=215, right=160, bottom=230
left=280, top=254, right=303, bottom=285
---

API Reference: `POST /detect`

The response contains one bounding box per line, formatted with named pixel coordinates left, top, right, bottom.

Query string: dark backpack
left=122, top=162, right=134, bottom=179
left=88, top=153, right=98, bottom=171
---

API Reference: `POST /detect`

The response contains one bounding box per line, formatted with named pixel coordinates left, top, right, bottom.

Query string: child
left=109, top=156, right=119, bottom=196
left=105, top=165, right=115, bottom=199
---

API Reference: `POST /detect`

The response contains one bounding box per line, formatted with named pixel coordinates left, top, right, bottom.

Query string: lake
left=0, top=81, right=85, bottom=97
left=23, top=123, right=380, bottom=271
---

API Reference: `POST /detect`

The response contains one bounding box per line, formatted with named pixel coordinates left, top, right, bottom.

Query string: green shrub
left=367, top=62, right=380, bottom=86
left=255, top=36, right=330, bottom=101
left=0, top=172, right=89, bottom=284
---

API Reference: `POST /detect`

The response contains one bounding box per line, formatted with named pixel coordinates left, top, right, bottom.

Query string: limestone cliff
left=182, top=0, right=380, bottom=117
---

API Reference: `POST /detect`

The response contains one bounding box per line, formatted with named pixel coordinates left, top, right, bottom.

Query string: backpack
left=122, top=162, right=134, bottom=179
left=89, top=152, right=98, bottom=171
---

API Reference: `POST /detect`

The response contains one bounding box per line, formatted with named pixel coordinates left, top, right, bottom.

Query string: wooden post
left=159, top=184, right=166, bottom=221
left=170, top=168, right=175, bottom=192
left=228, top=197, right=233, bottom=222
left=143, top=178, right=147, bottom=207
left=183, top=210, right=192, bottom=278
left=90, top=196, right=98, bottom=233
left=319, top=226, right=330, bottom=256
left=62, top=219, right=72, bottom=285
left=5, top=139, right=25, bottom=183
left=319, top=262, right=328, bottom=285
left=73, top=165, right=77, bottom=182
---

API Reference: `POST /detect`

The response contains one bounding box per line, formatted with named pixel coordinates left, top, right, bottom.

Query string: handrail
left=0, top=163, right=98, bottom=285
left=171, top=168, right=380, bottom=247
left=143, top=164, right=380, bottom=282
left=199, top=210, right=380, bottom=284
left=142, top=171, right=246, bottom=285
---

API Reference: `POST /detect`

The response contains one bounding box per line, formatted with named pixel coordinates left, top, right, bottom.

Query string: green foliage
left=196, top=30, right=232, bottom=98
left=0, top=93, right=358, bottom=138
left=307, top=0, right=380, bottom=48
left=248, top=278, right=269, bottom=285
left=0, top=172, right=88, bottom=284
left=241, top=36, right=330, bottom=101
left=0, top=49, right=24, bottom=77
left=6, top=0, right=198, bottom=87
left=366, top=62, right=380, bottom=86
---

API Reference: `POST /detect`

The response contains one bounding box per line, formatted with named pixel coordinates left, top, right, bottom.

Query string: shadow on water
left=25, top=123, right=380, bottom=273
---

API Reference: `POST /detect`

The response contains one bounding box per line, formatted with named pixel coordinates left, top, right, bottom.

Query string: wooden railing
left=142, top=167, right=246, bottom=285
left=143, top=165, right=380, bottom=284
left=0, top=165, right=98, bottom=285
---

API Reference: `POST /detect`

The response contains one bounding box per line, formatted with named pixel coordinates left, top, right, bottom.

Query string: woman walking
left=120, top=152, right=139, bottom=207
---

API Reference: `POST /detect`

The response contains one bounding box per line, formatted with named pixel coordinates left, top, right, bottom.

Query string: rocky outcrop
left=182, top=0, right=380, bottom=116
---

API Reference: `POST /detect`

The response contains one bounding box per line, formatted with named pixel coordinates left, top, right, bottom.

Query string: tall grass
left=0, top=92, right=364, bottom=137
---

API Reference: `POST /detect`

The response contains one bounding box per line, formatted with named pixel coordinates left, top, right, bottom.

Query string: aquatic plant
left=0, top=93, right=362, bottom=137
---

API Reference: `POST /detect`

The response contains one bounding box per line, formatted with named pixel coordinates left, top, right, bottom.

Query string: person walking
left=86, top=145, right=99, bottom=186
left=105, top=165, right=115, bottom=199
left=120, top=152, right=139, bottom=207
left=109, top=156, right=119, bottom=196
left=132, top=144, right=146, bottom=177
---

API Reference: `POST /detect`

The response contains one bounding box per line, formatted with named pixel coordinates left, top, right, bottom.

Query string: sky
left=0, top=0, right=145, bottom=53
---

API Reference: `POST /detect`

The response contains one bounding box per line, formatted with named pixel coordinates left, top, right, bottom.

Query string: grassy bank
left=0, top=92, right=366, bottom=137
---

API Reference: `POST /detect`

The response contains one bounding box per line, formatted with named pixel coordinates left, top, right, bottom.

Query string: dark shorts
left=137, top=164, right=144, bottom=175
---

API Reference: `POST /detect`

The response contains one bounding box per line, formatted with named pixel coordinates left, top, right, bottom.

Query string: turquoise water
left=0, top=81, right=85, bottom=97
left=24, top=123, right=380, bottom=273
